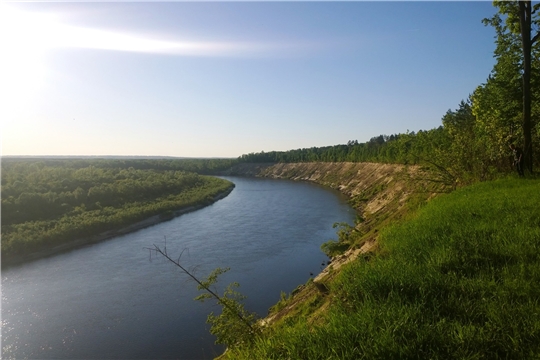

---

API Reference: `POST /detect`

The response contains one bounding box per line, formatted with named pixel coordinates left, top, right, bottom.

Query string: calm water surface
left=2, top=176, right=356, bottom=359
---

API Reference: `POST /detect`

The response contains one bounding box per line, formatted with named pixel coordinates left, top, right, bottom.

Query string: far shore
left=2, top=186, right=235, bottom=268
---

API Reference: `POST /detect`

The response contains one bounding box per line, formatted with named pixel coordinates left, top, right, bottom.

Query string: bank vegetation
left=1, top=158, right=235, bottom=264
left=224, top=177, right=540, bottom=359
left=210, top=2, right=540, bottom=357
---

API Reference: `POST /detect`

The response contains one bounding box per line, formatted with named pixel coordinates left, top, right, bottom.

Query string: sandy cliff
left=228, top=162, right=450, bottom=326
left=230, top=162, right=445, bottom=225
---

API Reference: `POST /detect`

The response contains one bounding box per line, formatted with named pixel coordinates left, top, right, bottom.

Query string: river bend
left=2, top=176, right=355, bottom=359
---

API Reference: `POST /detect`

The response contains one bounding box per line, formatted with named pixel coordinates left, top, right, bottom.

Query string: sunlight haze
left=1, top=2, right=497, bottom=158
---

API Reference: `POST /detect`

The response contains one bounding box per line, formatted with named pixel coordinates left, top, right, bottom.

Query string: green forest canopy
left=1, top=158, right=235, bottom=260
left=239, top=1, right=540, bottom=183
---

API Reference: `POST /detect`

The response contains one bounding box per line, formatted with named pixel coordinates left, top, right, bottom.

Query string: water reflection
left=2, top=176, right=355, bottom=359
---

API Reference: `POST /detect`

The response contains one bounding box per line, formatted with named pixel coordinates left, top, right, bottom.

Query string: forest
left=1, top=158, right=235, bottom=262
left=239, top=99, right=539, bottom=185
left=1, top=2, right=540, bottom=358
left=204, top=3, right=540, bottom=358
left=239, top=2, right=540, bottom=185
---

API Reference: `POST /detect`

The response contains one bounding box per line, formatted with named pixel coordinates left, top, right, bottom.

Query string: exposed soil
left=230, top=162, right=447, bottom=226
left=229, top=162, right=451, bottom=326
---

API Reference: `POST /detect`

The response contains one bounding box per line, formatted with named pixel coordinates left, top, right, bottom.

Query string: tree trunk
left=519, top=0, right=534, bottom=174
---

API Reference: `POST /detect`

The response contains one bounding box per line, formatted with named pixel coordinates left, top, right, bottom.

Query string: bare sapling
left=146, top=240, right=260, bottom=347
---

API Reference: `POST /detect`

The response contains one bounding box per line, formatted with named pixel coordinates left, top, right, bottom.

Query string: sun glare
left=0, top=4, right=50, bottom=116
left=0, top=3, right=313, bottom=138
left=0, top=4, right=252, bottom=58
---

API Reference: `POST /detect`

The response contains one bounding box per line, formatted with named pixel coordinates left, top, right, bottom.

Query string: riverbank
left=225, top=162, right=451, bottom=331
left=228, top=162, right=450, bottom=273
left=224, top=177, right=540, bottom=359
left=228, top=162, right=451, bottom=228
left=2, top=185, right=234, bottom=268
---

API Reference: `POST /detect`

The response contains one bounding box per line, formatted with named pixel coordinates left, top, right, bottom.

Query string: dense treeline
left=238, top=132, right=442, bottom=165
left=239, top=2, right=540, bottom=184
left=1, top=159, right=234, bottom=261
left=239, top=98, right=539, bottom=184
left=225, top=3, right=540, bottom=357
left=2, top=157, right=238, bottom=174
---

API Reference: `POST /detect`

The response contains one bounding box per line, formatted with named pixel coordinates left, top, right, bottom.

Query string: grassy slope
left=227, top=177, right=540, bottom=359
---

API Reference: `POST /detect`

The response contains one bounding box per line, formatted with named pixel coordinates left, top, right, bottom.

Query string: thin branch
left=145, top=244, right=255, bottom=331
left=532, top=31, right=540, bottom=45
left=411, top=156, right=457, bottom=188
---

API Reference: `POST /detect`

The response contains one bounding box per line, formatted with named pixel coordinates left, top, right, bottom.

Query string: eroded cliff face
left=229, top=162, right=449, bottom=327
left=229, top=162, right=443, bottom=224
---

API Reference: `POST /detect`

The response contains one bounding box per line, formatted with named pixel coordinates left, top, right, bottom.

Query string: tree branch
left=532, top=31, right=540, bottom=45
left=145, top=243, right=255, bottom=332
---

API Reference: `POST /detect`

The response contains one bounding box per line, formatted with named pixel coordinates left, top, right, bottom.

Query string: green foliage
left=193, top=267, right=260, bottom=348
left=147, top=245, right=260, bottom=349
left=320, top=222, right=358, bottom=257
left=194, top=267, right=231, bottom=302
left=236, top=3, right=540, bottom=182
left=225, top=177, right=540, bottom=359
left=320, top=240, right=345, bottom=258
left=268, top=291, right=290, bottom=313
left=1, top=159, right=234, bottom=261
left=202, top=281, right=260, bottom=348
left=238, top=134, right=410, bottom=164
left=237, top=126, right=501, bottom=185
left=474, top=1, right=540, bottom=173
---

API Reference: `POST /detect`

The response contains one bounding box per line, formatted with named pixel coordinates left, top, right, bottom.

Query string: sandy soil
left=230, top=162, right=450, bottom=326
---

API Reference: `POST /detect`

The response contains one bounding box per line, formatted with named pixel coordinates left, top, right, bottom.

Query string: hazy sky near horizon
left=1, top=1, right=497, bottom=158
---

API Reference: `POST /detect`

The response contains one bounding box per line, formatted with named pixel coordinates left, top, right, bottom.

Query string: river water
left=2, top=176, right=356, bottom=359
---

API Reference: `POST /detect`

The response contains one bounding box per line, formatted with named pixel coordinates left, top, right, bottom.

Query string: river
left=1, top=176, right=356, bottom=359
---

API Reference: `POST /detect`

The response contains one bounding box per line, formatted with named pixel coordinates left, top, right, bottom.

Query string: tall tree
left=484, top=0, right=540, bottom=173
left=518, top=1, right=539, bottom=173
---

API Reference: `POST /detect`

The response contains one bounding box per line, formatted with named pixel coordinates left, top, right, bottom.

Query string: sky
left=1, top=1, right=498, bottom=158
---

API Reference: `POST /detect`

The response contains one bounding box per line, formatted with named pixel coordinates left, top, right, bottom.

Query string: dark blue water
left=2, top=176, right=355, bottom=359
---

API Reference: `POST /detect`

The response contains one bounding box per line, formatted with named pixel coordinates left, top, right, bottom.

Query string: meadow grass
left=227, top=177, right=540, bottom=359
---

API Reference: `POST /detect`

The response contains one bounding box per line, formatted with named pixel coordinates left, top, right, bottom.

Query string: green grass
left=226, top=177, right=540, bottom=359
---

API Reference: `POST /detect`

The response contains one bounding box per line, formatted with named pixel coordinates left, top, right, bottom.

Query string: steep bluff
left=229, top=162, right=446, bottom=226
left=227, top=162, right=450, bottom=327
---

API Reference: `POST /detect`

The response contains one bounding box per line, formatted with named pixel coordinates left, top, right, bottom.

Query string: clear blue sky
left=1, top=1, right=497, bottom=158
